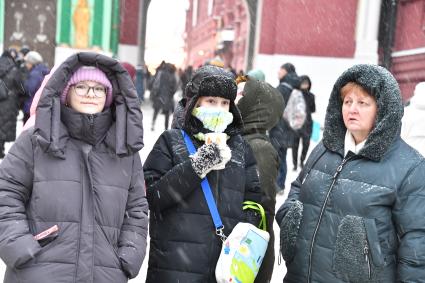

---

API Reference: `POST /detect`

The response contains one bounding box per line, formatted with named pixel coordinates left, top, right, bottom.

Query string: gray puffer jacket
left=276, top=64, right=425, bottom=283
left=0, top=52, right=148, bottom=283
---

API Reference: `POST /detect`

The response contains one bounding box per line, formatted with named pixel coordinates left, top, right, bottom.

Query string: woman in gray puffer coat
left=276, top=64, right=425, bottom=283
left=0, top=52, right=148, bottom=283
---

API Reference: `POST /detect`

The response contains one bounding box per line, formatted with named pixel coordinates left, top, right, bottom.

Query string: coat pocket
left=333, top=215, right=384, bottom=282
left=279, top=200, right=303, bottom=263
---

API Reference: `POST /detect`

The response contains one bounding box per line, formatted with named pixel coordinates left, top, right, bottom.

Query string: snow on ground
left=0, top=94, right=316, bottom=282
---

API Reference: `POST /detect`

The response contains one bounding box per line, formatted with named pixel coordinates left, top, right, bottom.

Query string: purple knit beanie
left=61, top=66, right=113, bottom=108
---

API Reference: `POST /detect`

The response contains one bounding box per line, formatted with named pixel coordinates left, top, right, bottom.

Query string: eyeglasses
left=72, top=83, right=106, bottom=98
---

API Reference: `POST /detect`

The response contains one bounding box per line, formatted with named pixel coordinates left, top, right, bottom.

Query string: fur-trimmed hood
left=34, top=52, right=144, bottom=158
left=323, top=64, right=403, bottom=161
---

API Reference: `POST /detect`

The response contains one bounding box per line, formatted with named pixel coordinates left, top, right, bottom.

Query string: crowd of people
left=0, top=48, right=424, bottom=283
left=0, top=47, right=49, bottom=158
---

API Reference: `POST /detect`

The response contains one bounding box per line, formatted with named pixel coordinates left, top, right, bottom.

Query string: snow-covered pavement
left=0, top=96, right=313, bottom=282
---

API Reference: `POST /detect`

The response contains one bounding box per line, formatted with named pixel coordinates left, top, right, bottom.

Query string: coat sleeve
left=0, top=130, right=42, bottom=268
left=118, top=153, right=149, bottom=279
left=143, top=132, right=202, bottom=214
left=393, top=160, right=425, bottom=282
left=24, top=69, right=43, bottom=97
left=243, top=142, right=262, bottom=204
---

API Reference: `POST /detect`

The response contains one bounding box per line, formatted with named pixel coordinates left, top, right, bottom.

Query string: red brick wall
left=393, top=0, right=425, bottom=52
left=392, top=0, right=425, bottom=100
left=120, top=0, right=139, bottom=45
left=259, top=0, right=357, bottom=57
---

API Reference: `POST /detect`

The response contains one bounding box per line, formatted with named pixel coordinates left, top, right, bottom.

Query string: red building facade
left=391, top=0, right=425, bottom=100
left=184, top=0, right=248, bottom=71
left=118, top=0, right=424, bottom=103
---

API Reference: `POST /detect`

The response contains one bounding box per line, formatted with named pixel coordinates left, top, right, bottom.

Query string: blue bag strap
left=181, top=130, right=226, bottom=241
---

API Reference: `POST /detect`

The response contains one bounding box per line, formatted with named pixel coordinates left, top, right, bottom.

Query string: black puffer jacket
left=269, top=72, right=301, bottom=149
left=0, top=53, right=24, bottom=142
left=151, top=64, right=177, bottom=113
left=276, top=64, right=425, bottom=283
left=0, top=53, right=148, bottom=283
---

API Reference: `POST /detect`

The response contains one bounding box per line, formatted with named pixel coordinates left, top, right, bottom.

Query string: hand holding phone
left=34, top=225, right=59, bottom=247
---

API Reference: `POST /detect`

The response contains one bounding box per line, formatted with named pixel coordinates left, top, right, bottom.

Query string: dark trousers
left=152, top=108, right=170, bottom=131
left=276, top=147, right=287, bottom=192
left=0, top=140, right=5, bottom=158
left=23, top=112, right=31, bottom=124
left=292, top=134, right=311, bottom=168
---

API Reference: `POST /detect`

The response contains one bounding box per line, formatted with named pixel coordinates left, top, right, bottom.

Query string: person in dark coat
left=276, top=64, right=425, bottom=283
left=0, top=50, right=25, bottom=158
left=0, top=52, right=148, bottom=283
left=269, top=63, right=301, bottom=194
left=150, top=62, right=177, bottom=131
left=23, top=51, right=49, bottom=123
left=236, top=76, right=284, bottom=283
left=292, top=75, right=316, bottom=169
left=143, top=65, right=263, bottom=283
left=180, top=65, right=193, bottom=92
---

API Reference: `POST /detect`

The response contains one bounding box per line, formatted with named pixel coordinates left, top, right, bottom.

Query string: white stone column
left=354, top=0, right=382, bottom=63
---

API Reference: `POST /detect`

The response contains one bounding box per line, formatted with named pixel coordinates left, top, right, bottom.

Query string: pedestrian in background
left=23, top=51, right=49, bottom=123
left=143, top=65, right=262, bottom=282
left=401, top=81, right=425, bottom=156
left=0, top=50, right=25, bottom=158
left=276, top=64, right=425, bottom=282
left=292, top=75, right=316, bottom=169
left=0, top=52, right=148, bottom=282
left=269, top=63, right=301, bottom=194
left=246, top=68, right=266, bottom=82
left=237, top=75, right=283, bottom=282
left=150, top=62, right=177, bottom=131
left=135, top=64, right=145, bottom=102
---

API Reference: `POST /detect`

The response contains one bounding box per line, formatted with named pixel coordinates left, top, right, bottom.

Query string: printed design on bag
left=224, top=241, right=231, bottom=255
left=229, top=229, right=268, bottom=283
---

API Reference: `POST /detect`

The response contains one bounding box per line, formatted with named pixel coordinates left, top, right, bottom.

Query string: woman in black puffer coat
left=276, top=64, right=425, bottom=283
left=0, top=52, right=148, bottom=283
left=0, top=50, right=25, bottom=158
left=144, top=65, right=263, bottom=282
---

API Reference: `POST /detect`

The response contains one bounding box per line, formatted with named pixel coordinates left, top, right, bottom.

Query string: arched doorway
left=138, top=0, right=259, bottom=71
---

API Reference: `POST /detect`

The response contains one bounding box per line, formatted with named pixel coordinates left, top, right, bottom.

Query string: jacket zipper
left=83, top=145, right=96, bottom=281
left=215, top=170, right=220, bottom=205
left=88, top=115, right=94, bottom=136
left=307, top=156, right=352, bottom=283
left=364, top=242, right=372, bottom=279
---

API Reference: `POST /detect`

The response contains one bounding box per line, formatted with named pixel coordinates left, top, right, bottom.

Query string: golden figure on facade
left=73, top=0, right=90, bottom=49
